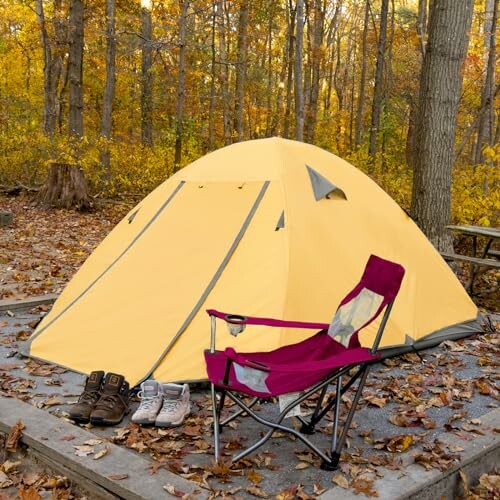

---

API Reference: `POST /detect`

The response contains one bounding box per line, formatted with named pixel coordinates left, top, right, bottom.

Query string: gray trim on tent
left=306, top=165, right=346, bottom=201
left=276, top=211, right=285, bottom=230
left=142, top=181, right=271, bottom=384
left=24, top=181, right=186, bottom=352
left=377, top=314, right=484, bottom=360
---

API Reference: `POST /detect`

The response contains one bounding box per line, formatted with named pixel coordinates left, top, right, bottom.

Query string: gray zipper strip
left=142, top=181, right=270, bottom=384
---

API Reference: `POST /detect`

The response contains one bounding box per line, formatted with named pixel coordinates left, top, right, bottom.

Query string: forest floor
left=0, top=193, right=499, bottom=498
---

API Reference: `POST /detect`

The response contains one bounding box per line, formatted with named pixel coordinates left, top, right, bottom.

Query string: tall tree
left=473, top=0, right=498, bottom=165
left=174, top=0, right=189, bottom=170
left=141, top=0, right=153, bottom=147
left=100, top=0, right=116, bottom=175
left=354, top=0, right=370, bottom=147
left=35, top=0, right=64, bottom=136
left=368, top=0, right=389, bottom=159
left=68, top=0, right=84, bottom=138
left=283, top=0, right=296, bottom=138
left=410, top=0, right=474, bottom=251
left=218, top=0, right=231, bottom=145
left=294, top=0, right=304, bottom=141
left=207, top=0, right=217, bottom=151
left=234, top=0, right=249, bottom=142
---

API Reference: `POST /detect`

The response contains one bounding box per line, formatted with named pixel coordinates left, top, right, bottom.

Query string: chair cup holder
left=225, top=314, right=247, bottom=336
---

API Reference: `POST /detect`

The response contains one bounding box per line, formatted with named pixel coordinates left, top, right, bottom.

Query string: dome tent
left=25, top=138, right=480, bottom=387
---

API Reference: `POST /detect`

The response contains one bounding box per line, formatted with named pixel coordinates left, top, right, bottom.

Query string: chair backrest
left=327, top=255, right=405, bottom=348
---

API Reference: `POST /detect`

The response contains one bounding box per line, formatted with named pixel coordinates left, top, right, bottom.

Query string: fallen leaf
left=351, top=478, right=379, bottom=497
left=93, top=446, right=109, bottom=460
left=0, top=471, right=13, bottom=489
left=1, top=460, right=21, bottom=473
left=73, top=445, right=95, bottom=456
left=84, top=439, right=103, bottom=446
left=295, top=462, right=309, bottom=470
left=108, top=473, right=128, bottom=480
left=331, top=473, right=349, bottom=489
left=6, top=420, right=25, bottom=452
left=18, top=486, right=41, bottom=500
left=245, top=485, right=269, bottom=498
left=247, top=468, right=262, bottom=485
left=163, top=484, right=186, bottom=497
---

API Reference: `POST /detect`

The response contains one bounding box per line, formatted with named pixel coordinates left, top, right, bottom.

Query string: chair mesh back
left=327, top=255, right=405, bottom=348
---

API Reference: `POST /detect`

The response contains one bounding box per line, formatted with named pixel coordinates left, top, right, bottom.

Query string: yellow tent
left=25, top=138, right=480, bottom=387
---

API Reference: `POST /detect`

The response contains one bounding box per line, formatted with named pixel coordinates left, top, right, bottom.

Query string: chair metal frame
left=208, top=301, right=394, bottom=470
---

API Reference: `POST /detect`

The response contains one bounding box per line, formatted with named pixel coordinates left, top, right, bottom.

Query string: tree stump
left=39, top=162, right=91, bottom=211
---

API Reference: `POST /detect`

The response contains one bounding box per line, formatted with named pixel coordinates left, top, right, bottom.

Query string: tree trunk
left=218, top=0, right=231, bottom=145
left=406, top=0, right=427, bottom=171
left=100, top=0, right=116, bottom=177
left=354, top=0, right=370, bottom=147
left=68, top=0, right=84, bottom=138
left=141, top=3, right=153, bottom=147
left=473, top=0, right=497, bottom=165
left=39, top=163, right=91, bottom=211
left=294, top=0, right=304, bottom=141
left=234, top=0, right=249, bottom=142
left=410, top=0, right=474, bottom=251
left=283, top=0, right=296, bottom=138
left=368, top=0, right=389, bottom=160
left=304, top=0, right=324, bottom=143
left=35, top=0, right=64, bottom=136
left=207, top=0, right=217, bottom=151
left=174, top=0, right=189, bottom=170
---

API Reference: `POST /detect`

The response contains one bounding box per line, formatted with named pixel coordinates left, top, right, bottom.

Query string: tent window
left=275, top=211, right=285, bottom=231
left=306, top=165, right=347, bottom=201
left=128, top=209, right=139, bottom=223
left=327, top=288, right=383, bottom=347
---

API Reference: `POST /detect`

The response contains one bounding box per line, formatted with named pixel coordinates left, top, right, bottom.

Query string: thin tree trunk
left=234, top=0, right=249, bottom=142
left=295, top=0, right=304, bottom=141
left=141, top=3, right=153, bottom=147
left=368, top=0, right=389, bottom=160
left=35, top=0, right=63, bottom=136
left=354, top=0, right=370, bottom=147
left=207, top=0, right=217, bottom=151
left=68, top=0, right=84, bottom=138
left=265, top=6, right=273, bottom=137
left=410, top=0, right=474, bottom=251
left=473, top=0, right=498, bottom=165
left=174, top=0, right=189, bottom=170
left=284, top=0, right=296, bottom=138
left=218, top=0, right=231, bottom=145
left=406, top=0, right=427, bottom=170
left=305, top=0, right=325, bottom=143
left=100, top=0, right=116, bottom=177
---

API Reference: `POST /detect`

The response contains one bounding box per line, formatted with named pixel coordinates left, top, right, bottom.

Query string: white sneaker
left=155, top=383, right=190, bottom=428
left=131, top=380, right=163, bottom=425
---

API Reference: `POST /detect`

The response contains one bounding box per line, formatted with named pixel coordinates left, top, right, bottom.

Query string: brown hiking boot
left=90, top=373, right=130, bottom=426
left=69, top=371, right=104, bottom=424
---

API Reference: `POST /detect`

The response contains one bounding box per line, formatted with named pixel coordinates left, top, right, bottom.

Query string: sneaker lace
left=159, top=398, right=180, bottom=415
left=137, top=391, right=159, bottom=411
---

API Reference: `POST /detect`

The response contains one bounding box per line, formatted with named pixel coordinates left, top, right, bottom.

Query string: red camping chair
left=204, top=255, right=405, bottom=470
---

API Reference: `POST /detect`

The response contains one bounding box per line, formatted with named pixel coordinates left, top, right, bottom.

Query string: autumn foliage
left=0, top=0, right=498, bottom=225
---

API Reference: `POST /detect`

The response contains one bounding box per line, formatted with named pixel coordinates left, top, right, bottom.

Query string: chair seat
left=204, top=331, right=377, bottom=397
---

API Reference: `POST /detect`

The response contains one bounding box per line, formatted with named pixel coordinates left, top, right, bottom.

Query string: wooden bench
left=440, top=252, right=499, bottom=295
left=440, top=252, right=500, bottom=269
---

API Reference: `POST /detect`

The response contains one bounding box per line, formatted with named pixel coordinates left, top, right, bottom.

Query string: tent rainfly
left=24, top=138, right=481, bottom=387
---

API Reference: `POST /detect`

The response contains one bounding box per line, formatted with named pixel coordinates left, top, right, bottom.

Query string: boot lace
left=78, top=390, right=99, bottom=404
left=95, top=393, right=124, bottom=410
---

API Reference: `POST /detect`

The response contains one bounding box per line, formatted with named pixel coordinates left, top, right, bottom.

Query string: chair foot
left=300, top=422, right=316, bottom=435
left=320, top=452, right=340, bottom=471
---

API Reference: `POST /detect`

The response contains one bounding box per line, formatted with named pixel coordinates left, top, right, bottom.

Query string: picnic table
left=441, top=225, right=500, bottom=295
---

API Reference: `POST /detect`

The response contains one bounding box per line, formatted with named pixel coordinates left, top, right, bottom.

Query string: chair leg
left=321, top=366, right=370, bottom=470
left=211, top=383, right=222, bottom=462
left=300, top=385, right=328, bottom=434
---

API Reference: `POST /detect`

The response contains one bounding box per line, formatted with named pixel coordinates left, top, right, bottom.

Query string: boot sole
left=155, top=411, right=190, bottom=428
left=90, top=415, right=125, bottom=426
left=69, top=416, right=90, bottom=424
